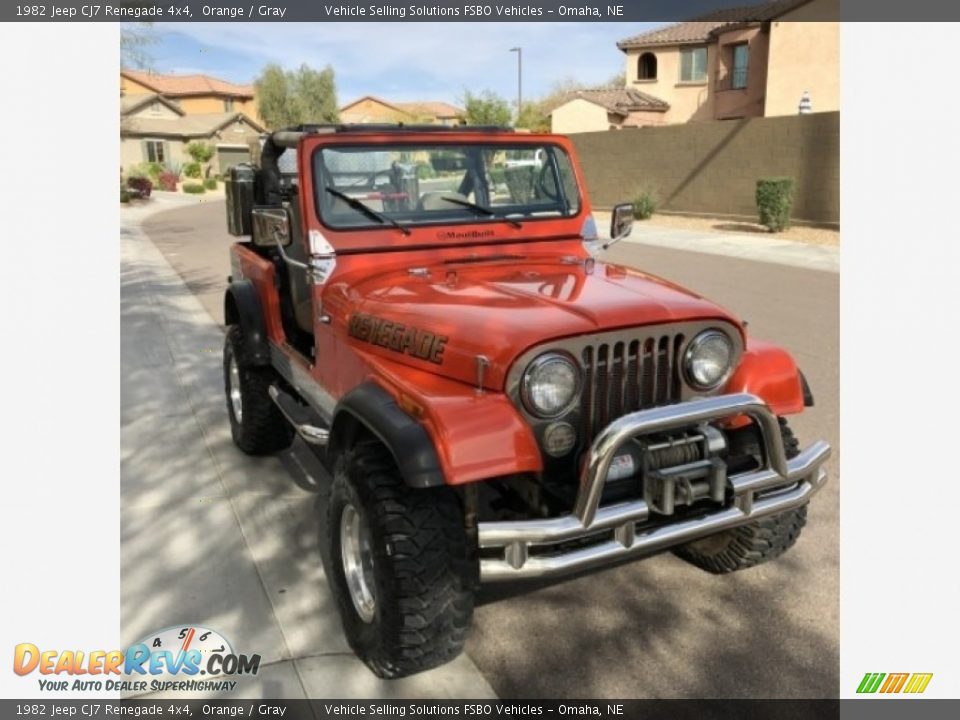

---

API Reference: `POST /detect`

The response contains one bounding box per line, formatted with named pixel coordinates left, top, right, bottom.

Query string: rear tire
left=673, top=418, right=807, bottom=574
left=223, top=325, right=293, bottom=455
left=321, top=441, right=476, bottom=678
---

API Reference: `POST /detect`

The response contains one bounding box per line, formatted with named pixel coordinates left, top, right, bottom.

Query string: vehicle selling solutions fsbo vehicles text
left=322, top=5, right=625, bottom=18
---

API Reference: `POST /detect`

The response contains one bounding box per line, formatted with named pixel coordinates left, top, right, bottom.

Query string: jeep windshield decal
left=438, top=229, right=496, bottom=241
left=313, top=142, right=581, bottom=233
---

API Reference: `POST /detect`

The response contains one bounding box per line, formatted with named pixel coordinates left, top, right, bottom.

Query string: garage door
left=217, top=146, right=251, bottom=175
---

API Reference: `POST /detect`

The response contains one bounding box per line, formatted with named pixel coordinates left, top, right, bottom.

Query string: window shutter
left=163, top=142, right=170, bottom=166
left=141, top=140, right=149, bottom=162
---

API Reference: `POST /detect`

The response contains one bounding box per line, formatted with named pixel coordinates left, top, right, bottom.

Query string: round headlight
left=685, top=330, right=734, bottom=389
left=521, top=353, right=581, bottom=418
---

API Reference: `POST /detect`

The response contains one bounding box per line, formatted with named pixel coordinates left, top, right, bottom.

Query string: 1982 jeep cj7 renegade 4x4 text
left=221, top=124, right=831, bottom=678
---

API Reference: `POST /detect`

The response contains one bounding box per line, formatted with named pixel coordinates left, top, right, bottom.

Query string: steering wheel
left=537, top=163, right=560, bottom=202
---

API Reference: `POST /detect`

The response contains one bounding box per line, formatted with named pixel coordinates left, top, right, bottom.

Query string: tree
left=602, top=72, right=627, bottom=88
left=462, top=90, right=512, bottom=127
left=186, top=142, right=215, bottom=178
left=515, top=101, right=551, bottom=133
left=254, top=63, right=339, bottom=129
left=120, top=23, right=157, bottom=135
left=120, top=24, right=156, bottom=70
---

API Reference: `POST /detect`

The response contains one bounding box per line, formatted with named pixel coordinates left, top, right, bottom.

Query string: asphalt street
left=140, top=198, right=839, bottom=698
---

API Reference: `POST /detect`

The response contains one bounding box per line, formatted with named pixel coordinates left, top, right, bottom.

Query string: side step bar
left=268, top=385, right=330, bottom=446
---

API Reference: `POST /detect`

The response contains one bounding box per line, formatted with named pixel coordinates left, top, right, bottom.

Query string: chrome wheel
left=228, top=356, right=243, bottom=423
left=340, top=503, right=377, bottom=623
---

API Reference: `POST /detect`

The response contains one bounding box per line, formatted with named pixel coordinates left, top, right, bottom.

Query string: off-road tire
left=321, top=441, right=476, bottom=679
left=673, top=418, right=807, bottom=574
left=223, top=324, right=293, bottom=455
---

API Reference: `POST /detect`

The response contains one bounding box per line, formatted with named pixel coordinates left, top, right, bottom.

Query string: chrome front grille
left=581, top=335, right=685, bottom=440
left=505, top=320, right=744, bottom=447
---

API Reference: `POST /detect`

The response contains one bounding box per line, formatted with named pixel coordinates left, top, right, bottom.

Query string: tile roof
left=122, top=70, right=255, bottom=98
left=617, top=0, right=813, bottom=49
left=120, top=93, right=184, bottom=116
left=122, top=112, right=264, bottom=138
left=394, top=101, right=465, bottom=118
left=549, top=87, right=669, bottom=116
left=340, top=95, right=464, bottom=119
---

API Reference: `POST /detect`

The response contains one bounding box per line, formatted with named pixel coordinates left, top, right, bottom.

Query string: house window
left=638, top=52, right=657, bottom=80
left=680, top=47, right=708, bottom=83
left=224, top=97, right=234, bottom=112
left=731, top=43, right=749, bottom=89
left=144, top=140, right=165, bottom=164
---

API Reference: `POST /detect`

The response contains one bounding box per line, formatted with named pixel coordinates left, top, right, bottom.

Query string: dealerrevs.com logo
left=13, top=626, right=260, bottom=693
left=856, top=672, right=933, bottom=694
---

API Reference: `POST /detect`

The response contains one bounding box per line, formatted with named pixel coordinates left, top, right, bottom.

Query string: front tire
left=223, top=325, right=293, bottom=455
left=673, top=418, right=808, bottom=574
left=322, top=441, right=476, bottom=678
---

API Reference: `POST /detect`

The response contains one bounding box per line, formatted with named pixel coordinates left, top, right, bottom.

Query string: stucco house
left=340, top=96, right=466, bottom=126
left=548, top=88, right=670, bottom=134
left=120, top=93, right=265, bottom=177
left=120, top=70, right=260, bottom=124
left=551, top=0, right=838, bottom=133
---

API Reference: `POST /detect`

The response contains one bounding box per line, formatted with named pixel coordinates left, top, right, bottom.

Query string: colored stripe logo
left=857, top=672, right=933, bottom=694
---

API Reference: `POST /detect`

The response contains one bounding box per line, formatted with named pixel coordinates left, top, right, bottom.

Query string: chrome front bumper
left=478, top=393, right=831, bottom=582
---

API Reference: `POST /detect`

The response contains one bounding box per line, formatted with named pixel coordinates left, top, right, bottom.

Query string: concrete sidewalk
left=593, top=213, right=839, bottom=274
left=120, top=209, right=496, bottom=699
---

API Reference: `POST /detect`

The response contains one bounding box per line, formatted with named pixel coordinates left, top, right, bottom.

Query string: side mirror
left=251, top=207, right=292, bottom=248
left=610, top=202, right=634, bottom=241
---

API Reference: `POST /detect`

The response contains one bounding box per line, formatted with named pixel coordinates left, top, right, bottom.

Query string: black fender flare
left=798, top=369, right=815, bottom=407
left=223, top=279, right=270, bottom=365
left=330, top=382, right=445, bottom=488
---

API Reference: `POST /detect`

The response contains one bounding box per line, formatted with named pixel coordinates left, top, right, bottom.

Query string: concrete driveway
left=136, top=199, right=838, bottom=698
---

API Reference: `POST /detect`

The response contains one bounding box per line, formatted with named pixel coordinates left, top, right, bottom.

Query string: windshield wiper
left=325, top=186, right=411, bottom=235
left=438, top=196, right=522, bottom=229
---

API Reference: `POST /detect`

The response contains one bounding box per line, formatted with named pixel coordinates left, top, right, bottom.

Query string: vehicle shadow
left=121, top=245, right=350, bottom=698
left=470, top=545, right=837, bottom=698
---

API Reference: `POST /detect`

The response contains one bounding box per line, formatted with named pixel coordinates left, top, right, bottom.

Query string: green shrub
left=756, top=177, right=795, bottom=232
left=134, top=161, right=164, bottom=181
left=632, top=188, right=658, bottom=220
left=120, top=188, right=130, bottom=204
left=415, top=162, right=436, bottom=180
left=203, top=177, right=218, bottom=190
left=182, top=182, right=206, bottom=194
left=183, top=162, right=202, bottom=178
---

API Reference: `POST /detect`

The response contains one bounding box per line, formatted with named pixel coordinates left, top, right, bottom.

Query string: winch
left=606, top=425, right=728, bottom=515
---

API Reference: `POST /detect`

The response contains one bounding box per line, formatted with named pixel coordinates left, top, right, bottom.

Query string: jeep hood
left=332, top=256, right=742, bottom=390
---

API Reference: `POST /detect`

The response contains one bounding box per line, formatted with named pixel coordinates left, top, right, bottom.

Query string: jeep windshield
left=313, top=143, right=580, bottom=231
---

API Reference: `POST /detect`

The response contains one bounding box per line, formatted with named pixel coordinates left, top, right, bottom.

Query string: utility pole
left=509, top=46, right=522, bottom=122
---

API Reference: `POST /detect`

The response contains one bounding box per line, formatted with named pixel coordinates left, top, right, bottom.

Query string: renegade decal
left=348, top=313, right=448, bottom=364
